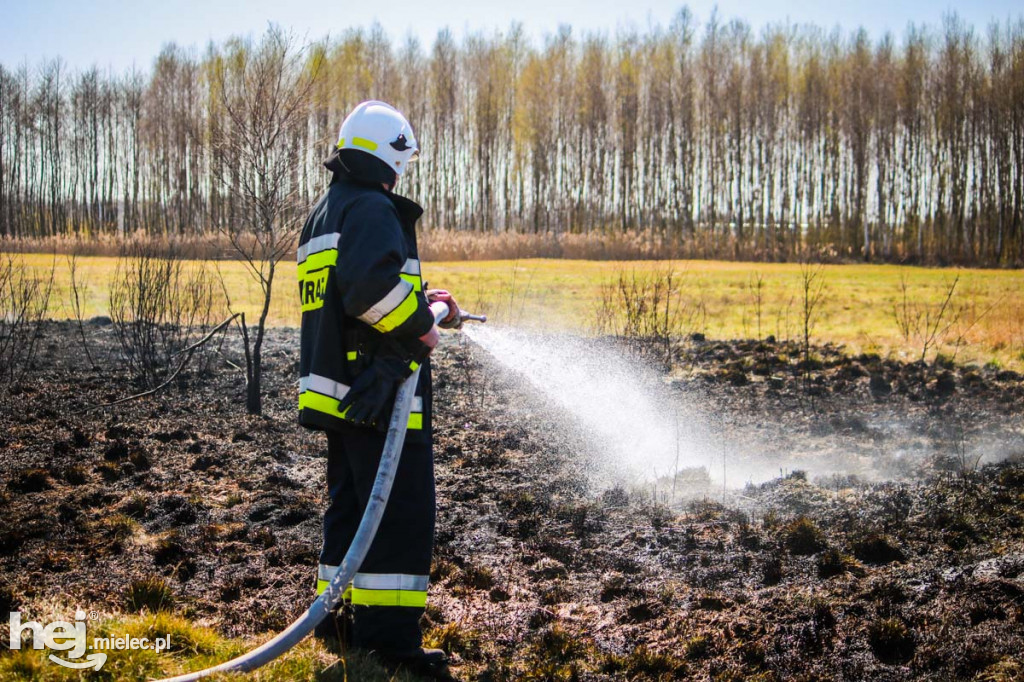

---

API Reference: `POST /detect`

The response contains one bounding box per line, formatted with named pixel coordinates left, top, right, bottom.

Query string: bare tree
left=798, top=259, right=827, bottom=367
left=66, top=251, right=97, bottom=370
left=109, top=242, right=222, bottom=387
left=0, top=254, right=54, bottom=386
left=747, top=271, right=765, bottom=342
left=891, top=269, right=965, bottom=363
left=209, top=26, right=321, bottom=414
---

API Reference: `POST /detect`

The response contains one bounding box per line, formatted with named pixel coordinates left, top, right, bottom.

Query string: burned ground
left=1, top=322, right=1023, bottom=681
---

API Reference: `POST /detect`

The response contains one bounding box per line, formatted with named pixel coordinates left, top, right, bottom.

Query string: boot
left=371, top=647, right=457, bottom=681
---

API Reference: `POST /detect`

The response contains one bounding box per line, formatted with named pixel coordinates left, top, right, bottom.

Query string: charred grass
left=0, top=323, right=1023, bottom=679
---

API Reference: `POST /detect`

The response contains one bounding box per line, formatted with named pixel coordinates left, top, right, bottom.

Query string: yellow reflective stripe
left=316, top=581, right=353, bottom=601
left=300, top=390, right=422, bottom=429
left=299, top=391, right=351, bottom=419
left=337, top=136, right=380, bottom=152
left=347, top=351, right=358, bottom=361
left=409, top=361, right=419, bottom=372
left=299, top=269, right=330, bottom=312
left=359, top=280, right=411, bottom=325
left=350, top=588, right=427, bottom=608
left=371, top=289, right=419, bottom=333
left=400, top=273, right=423, bottom=292
left=298, top=248, right=337, bottom=277
left=298, top=248, right=336, bottom=313
left=351, top=137, right=378, bottom=151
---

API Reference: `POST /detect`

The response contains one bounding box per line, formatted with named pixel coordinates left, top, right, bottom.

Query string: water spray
left=463, top=325, right=708, bottom=487
left=159, top=302, right=484, bottom=682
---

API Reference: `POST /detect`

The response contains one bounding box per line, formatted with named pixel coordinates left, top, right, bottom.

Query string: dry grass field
left=9, top=252, right=1024, bottom=370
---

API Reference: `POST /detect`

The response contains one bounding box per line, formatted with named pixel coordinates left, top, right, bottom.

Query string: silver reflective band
left=300, top=374, right=350, bottom=400
left=353, top=573, right=429, bottom=591
left=401, top=258, right=421, bottom=276
left=358, top=280, right=413, bottom=325
left=300, top=376, right=422, bottom=408
left=318, top=563, right=340, bottom=582
left=297, top=233, right=341, bottom=263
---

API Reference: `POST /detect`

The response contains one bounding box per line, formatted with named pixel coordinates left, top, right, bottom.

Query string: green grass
left=10, top=253, right=1024, bottom=369
left=0, top=612, right=418, bottom=681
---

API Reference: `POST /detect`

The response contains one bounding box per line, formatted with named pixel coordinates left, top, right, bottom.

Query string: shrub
left=997, top=467, right=1024, bottom=489
left=7, top=468, right=52, bottom=493
left=540, top=584, right=572, bottom=606
left=109, top=242, right=224, bottom=387
left=762, top=557, right=783, bottom=586
left=594, top=269, right=707, bottom=364
left=784, top=516, right=826, bottom=555
left=423, top=622, right=483, bottom=661
left=603, top=645, right=685, bottom=677
left=124, top=576, right=176, bottom=613
left=0, top=255, right=54, bottom=386
left=685, top=634, right=712, bottom=660
left=63, top=465, right=90, bottom=485
left=817, top=547, right=866, bottom=578
left=103, top=514, right=140, bottom=541
left=530, top=624, right=588, bottom=661
left=459, top=563, right=496, bottom=590
left=867, top=617, right=915, bottom=664
left=852, top=534, right=907, bottom=565
left=120, top=493, right=150, bottom=518
left=153, top=531, right=188, bottom=565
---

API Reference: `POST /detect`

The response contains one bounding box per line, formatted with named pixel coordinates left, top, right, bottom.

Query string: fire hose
left=160, top=302, right=486, bottom=681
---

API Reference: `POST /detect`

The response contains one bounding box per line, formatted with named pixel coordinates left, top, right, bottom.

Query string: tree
left=209, top=26, right=321, bottom=414
left=0, top=14, right=1022, bottom=265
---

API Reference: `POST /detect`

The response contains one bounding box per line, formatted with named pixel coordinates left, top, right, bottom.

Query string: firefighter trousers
left=318, top=425, right=435, bottom=652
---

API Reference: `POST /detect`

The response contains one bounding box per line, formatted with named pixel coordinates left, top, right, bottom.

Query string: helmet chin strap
left=337, top=153, right=355, bottom=177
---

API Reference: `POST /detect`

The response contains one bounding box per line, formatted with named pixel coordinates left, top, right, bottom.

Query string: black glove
left=337, top=336, right=432, bottom=426
left=337, top=356, right=408, bottom=426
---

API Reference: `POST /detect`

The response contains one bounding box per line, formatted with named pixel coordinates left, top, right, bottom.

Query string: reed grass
left=7, top=250, right=1024, bottom=370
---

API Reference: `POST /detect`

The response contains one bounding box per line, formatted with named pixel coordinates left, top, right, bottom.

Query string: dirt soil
left=2, top=322, right=1024, bottom=681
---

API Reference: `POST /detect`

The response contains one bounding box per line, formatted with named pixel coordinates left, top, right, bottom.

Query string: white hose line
left=159, top=304, right=451, bottom=681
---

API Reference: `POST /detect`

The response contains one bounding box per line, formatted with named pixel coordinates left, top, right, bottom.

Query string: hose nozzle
left=430, top=302, right=487, bottom=328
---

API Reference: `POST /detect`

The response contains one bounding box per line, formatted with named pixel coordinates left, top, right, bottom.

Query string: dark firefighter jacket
left=297, top=155, right=434, bottom=443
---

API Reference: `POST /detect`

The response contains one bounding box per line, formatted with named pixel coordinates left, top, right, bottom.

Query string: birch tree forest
left=1, top=11, right=1023, bottom=264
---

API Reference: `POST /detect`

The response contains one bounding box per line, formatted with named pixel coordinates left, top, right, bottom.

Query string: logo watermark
left=8, top=610, right=171, bottom=671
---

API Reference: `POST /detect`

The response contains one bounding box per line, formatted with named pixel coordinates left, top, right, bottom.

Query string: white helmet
left=336, top=100, right=419, bottom=176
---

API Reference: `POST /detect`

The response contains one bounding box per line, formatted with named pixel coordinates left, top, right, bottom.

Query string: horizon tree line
left=0, top=10, right=1023, bottom=265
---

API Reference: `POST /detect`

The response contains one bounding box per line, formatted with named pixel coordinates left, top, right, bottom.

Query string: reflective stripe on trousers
left=317, top=565, right=428, bottom=607
left=321, top=428, right=435, bottom=651
left=316, top=562, right=352, bottom=600
left=299, top=373, right=424, bottom=429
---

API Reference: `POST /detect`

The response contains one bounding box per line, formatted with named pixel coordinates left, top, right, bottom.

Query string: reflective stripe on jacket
left=297, top=170, right=434, bottom=440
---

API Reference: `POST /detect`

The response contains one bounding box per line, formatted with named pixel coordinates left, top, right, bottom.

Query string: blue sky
left=0, top=0, right=1021, bottom=72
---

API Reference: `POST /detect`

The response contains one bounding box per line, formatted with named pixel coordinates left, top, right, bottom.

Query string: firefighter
left=297, top=100, right=459, bottom=679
